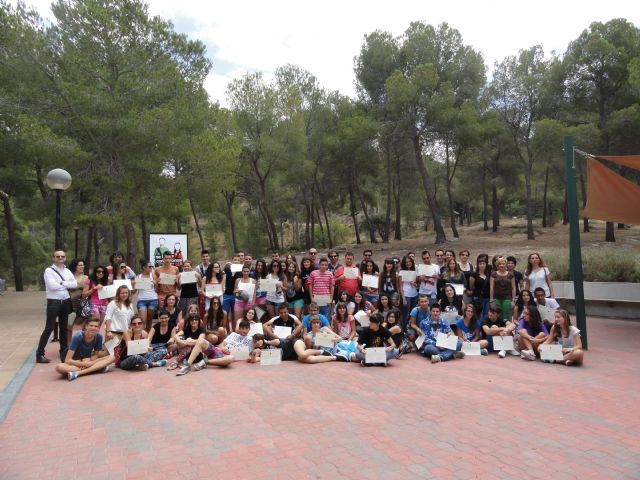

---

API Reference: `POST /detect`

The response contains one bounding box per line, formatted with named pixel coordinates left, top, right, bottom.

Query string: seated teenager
left=205, top=296, right=228, bottom=345
left=354, top=313, right=399, bottom=366
left=439, top=283, right=464, bottom=316
left=414, top=304, right=464, bottom=364
left=56, top=318, right=114, bottom=381
left=331, top=302, right=356, bottom=341
left=533, top=287, right=560, bottom=331
left=383, top=308, right=412, bottom=356
left=264, top=305, right=302, bottom=340
left=249, top=334, right=336, bottom=364
left=306, top=315, right=358, bottom=362
left=147, top=309, right=178, bottom=358
left=302, top=302, right=331, bottom=331
left=118, top=316, right=167, bottom=370
left=168, top=315, right=205, bottom=370
left=175, top=325, right=236, bottom=376
left=512, top=289, right=537, bottom=323
left=223, top=320, right=255, bottom=351
left=543, top=309, right=584, bottom=366
left=517, top=305, right=549, bottom=361
left=408, top=294, right=432, bottom=342
left=482, top=303, right=517, bottom=358
left=456, top=304, right=489, bottom=355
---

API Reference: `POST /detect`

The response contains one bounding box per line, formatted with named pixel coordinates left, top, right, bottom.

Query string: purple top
left=517, top=319, right=549, bottom=337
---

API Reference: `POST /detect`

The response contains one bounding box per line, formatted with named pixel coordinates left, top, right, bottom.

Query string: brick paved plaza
left=0, top=292, right=638, bottom=479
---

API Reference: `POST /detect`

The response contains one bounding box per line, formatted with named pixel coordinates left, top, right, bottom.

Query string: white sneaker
left=510, top=350, right=520, bottom=356
left=498, top=350, right=506, bottom=358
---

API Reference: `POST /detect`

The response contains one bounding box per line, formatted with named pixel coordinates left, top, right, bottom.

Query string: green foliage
left=545, top=248, right=640, bottom=282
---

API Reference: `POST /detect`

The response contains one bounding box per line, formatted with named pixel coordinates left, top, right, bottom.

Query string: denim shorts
left=266, top=300, right=284, bottom=308
left=287, top=299, right=305, bottom=309
left=137, top=299, right=159, bottom=311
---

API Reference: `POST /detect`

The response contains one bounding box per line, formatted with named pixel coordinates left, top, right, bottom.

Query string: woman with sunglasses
left=202, top=262, right=225, bottom=312
left=205, top=296, right=228, bottom=345
left=136, top=260, right=158, bottom=332
left=264, top=260, right=286, bottom=319
left=82, top=265, right=110, bottom=328
left=118, top=315, right=167, bottom=370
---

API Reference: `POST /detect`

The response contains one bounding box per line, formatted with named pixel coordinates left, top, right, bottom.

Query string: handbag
left=79, top=297, right=92, bottom=318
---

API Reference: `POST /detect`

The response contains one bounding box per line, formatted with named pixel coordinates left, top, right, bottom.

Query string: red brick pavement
left=0, top=317, right=638, bottom=479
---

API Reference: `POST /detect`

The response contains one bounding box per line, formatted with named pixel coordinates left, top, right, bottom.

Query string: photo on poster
left=149, top=233, right=188, bottom=269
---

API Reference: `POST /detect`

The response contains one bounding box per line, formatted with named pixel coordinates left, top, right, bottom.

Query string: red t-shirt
left=335, top=265, right=360, bottom=296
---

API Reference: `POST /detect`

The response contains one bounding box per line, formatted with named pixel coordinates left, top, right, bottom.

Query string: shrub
left=545, top=247, right=640, bottom=282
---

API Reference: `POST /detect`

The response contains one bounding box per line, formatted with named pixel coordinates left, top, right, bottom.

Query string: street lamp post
left=46, top=169, right=72, bottom=250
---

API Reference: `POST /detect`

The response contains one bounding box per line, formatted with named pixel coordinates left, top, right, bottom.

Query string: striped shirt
left=309, top=270, right=335, bottom=295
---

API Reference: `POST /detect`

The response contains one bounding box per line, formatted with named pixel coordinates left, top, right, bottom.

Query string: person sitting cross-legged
left=55, top=317, right=114, bottom=381
left=415, top=304, right=465, bottom=364
left=354, top=313, right=399, bottom=366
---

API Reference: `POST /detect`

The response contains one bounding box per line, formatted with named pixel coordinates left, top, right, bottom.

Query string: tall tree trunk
left=313, top=176, right=333, bottom=247
left=542, top=165, right=550, bottom=228
left=412, top=135, right=446, bottom=244
left=605, top=222, right=616, bottom=242
left=140, top=216, right=149, bottom=261
left=314, top=200, right=326, bottom=248
left=444, top=141, right=459, bottom=238
left=259, top=182, right=279, bottom=250
left=348, top=182, right=361, bottom=244
left=84, top=225, right=94, bottom=270
left=491, top=183, right=499, bottom=233
left=93, top=227, right=100, bottom=265
left=223, top=191, right=238, bottom=253
left=123, top=221, right=136, bottom=269
left=482, top=168, right=488, bottom=231
left=112, top=224, right=119, bottom=251
left=384, top=146, right=392, bottom=243
left=310, top=184, right=316, bottom=246
left=303, top=189, right=311, bottom=249
left=1, top=192, right=24, bottom=291
left=524, top=168, right=535, bottom=240
left=176, top=218, right=182, bottom=233
left=257, top=201, right=275, bottom=251
left=393, top=157, right=402, bottom=240
left=355, top=183, right=376, bottom=243
left=189, top=197, right=205, bottom=251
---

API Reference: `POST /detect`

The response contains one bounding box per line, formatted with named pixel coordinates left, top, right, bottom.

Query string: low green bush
left=545, top=247, right=640, bottom=282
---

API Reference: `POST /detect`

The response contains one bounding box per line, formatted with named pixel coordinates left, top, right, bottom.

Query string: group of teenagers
left=44, top=246, right=584, bottom=382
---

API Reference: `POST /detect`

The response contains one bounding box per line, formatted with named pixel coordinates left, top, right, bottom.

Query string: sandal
left=167, top=362, right=179, bottom=371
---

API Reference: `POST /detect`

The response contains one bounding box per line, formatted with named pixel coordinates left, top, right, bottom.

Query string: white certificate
left=238, top=282, right=255, bottom=298
left=314, top=332, right=335, bottom=348
left=362, top=274, right=379, bottom=289
left=98, top=284, right=117, bottom=300
left=229, top=345, right=250, bottom=361
left=414, top=334, right=426, bottom=350
left=344, top=267, right=359, bottom=279
left=158, top=273, right=176, bottom=285
left=260, top=278, right=277, bottom=293
left=135, top=277, right=152, bottom=290
left=441, top=311, right=459, bottom=323
left=103, top=338, right=119, bottom=355
left=492, top=335, right=514, bottom=351
left=365, top=347, right=387, bottom=364
left=260, top=348, right=282, bottom=366
left=539, top=344, right=564, bottom=361
left=112, top=279, right=133, bottom=290
left=354, top=310, right=370, bottom=327
left=400, top=270, right=416, bottom=282
left=127, top=339, right=149, bottom=355
left=416, top=264, right=435, bottom=277
left=461, top=342, right=482, bottom=356
left=205, top=284, right=223, bottom=298
left=538, top=305, right=557, bottom=323
left=254, top=307, right=266, bottom=321
left=274, top=326, right=292, bottom=338
left=436, top=332, right=459, bottom=350
left=315, top=294, right=330, bottom=307
left=180, top=271, right=197, bottom=284
left=248, top=322, right=264, bottom=336
left=230, top=263, right=243, bottom=274
left=451, top=283, right=465, bottom=296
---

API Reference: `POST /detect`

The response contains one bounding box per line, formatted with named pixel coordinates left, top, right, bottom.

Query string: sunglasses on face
left=55, top=255, right=66, bottom=258
left=131, top=322, right=142, bottom=326
left=96, top=270, right=104, bottom=274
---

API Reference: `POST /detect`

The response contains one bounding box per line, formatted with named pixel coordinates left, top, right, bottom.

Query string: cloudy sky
left=19, top=0, right=640, bottom=105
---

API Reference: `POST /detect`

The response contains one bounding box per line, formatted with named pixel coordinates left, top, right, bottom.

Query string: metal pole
left=563, top=136, right=588, bottom=349
left=55, top=189, right=63, bottom=250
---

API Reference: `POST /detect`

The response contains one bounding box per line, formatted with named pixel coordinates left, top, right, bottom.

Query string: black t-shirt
left=223, top=266, right=241, bottom=295
left=273, top=315, right=297, bottom=329
left=279, top=339, right=298, bottom=361
left=513, top=270, right=523, bottom=297
left=359, top=261, right=380, bottom=274
left=180, top=281, right=198, bottom=298
left=183, top=326, right=204, bottom=340
left=358, top=326, right=392, bottom=348
left=151, top=323, right=172, bottom=344
left=483, top=317, right=507, bottom=337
